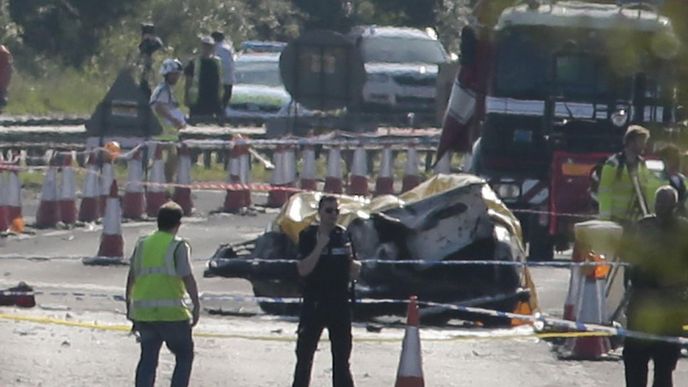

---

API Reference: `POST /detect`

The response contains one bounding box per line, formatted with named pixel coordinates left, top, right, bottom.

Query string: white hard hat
left=160, top=58, right=183, bottom=76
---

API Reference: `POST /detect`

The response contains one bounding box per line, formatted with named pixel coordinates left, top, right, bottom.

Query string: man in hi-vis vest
left=184, top=35, right=223, bottom=119
left=126, top=201, right=200, bottom=387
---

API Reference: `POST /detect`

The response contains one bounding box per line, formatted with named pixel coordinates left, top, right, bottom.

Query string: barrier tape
left=0, top=254, right=628, bottom=268
left=1, top=294, right=687, bottom=345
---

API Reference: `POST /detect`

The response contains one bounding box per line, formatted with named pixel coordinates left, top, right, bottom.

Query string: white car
left=349, top=26, right=450, bottom=113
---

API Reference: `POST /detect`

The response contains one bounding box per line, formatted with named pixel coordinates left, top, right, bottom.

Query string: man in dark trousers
left=658, top=144, right=686, bottom=216
left=292, top=195, right=361, bottom=387
left=184, top=36, right=223, bottom=119
left=622, top=186, right=688, bottom=387
left=126, top=201, right=200, bottom=387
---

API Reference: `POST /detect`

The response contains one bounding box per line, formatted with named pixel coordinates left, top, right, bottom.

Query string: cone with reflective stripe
left=58, top=154, right=77, bottom=225
left=35, top=156, right=60, bottom=228
left=395, top=296, right=424, bottom=387
left=99, top=157, right=115, bottom=216
left=268, top=144, right=297, bottom=207
left=173, top=143, right=194, bottom=216
left=565, top=253, right=611, bottom=359
left=224, top=137, right=251, bottom=212
left=348, top=145, right=369, bottom=196
left=324, top=147, right=343, bottom=194
left=433, top=151, right=451, bottom=175
left=300, top=143, right=317, bottom=191
left=146, top=144, right=167, bottom=217
left=122, top=147, right=145, bottom=219
left=97, top=180, right=123, bottom=259
left=402, top=145, right=421, bottom=193
left=79, top=151, right=101, bottom=222
left=375, top=146, right=394, bottom=196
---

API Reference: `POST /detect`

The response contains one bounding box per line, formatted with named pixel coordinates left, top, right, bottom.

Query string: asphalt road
left=1, top=190, right=687, bottom=386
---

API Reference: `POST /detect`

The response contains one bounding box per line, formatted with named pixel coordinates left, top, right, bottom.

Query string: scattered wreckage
left=205, top=174, right=538, bottom=323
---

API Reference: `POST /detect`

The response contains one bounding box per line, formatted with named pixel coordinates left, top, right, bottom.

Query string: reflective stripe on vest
left=187, top=56, right=223, bottom=106
left=132, top=299, right=185, bottom=309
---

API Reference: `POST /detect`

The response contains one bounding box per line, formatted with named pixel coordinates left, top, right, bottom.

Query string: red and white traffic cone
left=79, top=151, right=101, bottom=222
left=324, top=147, right=343, bottom=194
left=402, top=145, right=421, bottom=193
left=395, top=296, right=424, bottom=387
left=375, top=145, right=395, bottom=196
left=173, top=143, right=194, bottom=216
left=563, top=243, right=585, bottom=321
left=122, top=147, right=145, bottom=220
left=433, top=151, right=451, bottom=175
left=99, top=156, right=115, bottom=216
left=268, top=144, right=297, bottom=207
left=58, top=153, right=77, bottom=225
left=96, top=180, right=124, bottom=260
left=35, top=155, right=60, bottom=228
left=146, top=144, right=167, bottom=217
left=300, top=143, right=317, bottom=191
left=224, top=138, right=251, bottom=213
left=348, top=145, right=368, bottom=196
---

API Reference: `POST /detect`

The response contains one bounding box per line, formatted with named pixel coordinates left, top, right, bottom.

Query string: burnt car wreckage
left=205, top=174, right=538, bottom=323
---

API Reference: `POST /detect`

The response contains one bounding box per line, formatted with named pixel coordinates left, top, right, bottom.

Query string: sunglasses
left=323, top=208, right=339, bottom=214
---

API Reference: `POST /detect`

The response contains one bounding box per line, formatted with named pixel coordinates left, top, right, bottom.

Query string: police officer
left=622, top=186, right=688, bottom=387
left=292, top=195, right=362, bottom=387
left=126, top=201, right=200, bottom=387
left=598, top=125, right=664, bottom=228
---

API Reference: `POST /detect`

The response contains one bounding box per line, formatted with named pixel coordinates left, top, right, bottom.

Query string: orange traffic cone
left=122, top=147, right=145, bottom=219
left=224, top=138, right=251, bottom=212
left=402, top=145, right=421, bottom=193
left=58, top=154, right=78, bottom=225
left=146, top=144, right=167, bottom=217
left=565, top=253, right=611, bottom=359
left=173, top=143, right=194, bottom=216
left=99, top=155, right=115, bottom=217
left=375, top=145, right=394, bottom=196
left=348, top=145, right=368, bottom=196
left=97, top=180, right=124, bottom=259
left=395, top=296, right=424, bottom=387
left=267, top=144, right=297, bottom=207
left=300, top=143, right=317, bottom=191
left=35, top=155, right=60, bottom=228
left=324, top=147, right=343, bottom=194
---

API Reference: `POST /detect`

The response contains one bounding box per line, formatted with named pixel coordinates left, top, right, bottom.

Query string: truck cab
left=471, top=0, right=682, bottom=259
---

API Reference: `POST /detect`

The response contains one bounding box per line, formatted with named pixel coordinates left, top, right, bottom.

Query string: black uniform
left=292, top=224, right=354, bottom=387
left=622, top=214, right=688, bottom=387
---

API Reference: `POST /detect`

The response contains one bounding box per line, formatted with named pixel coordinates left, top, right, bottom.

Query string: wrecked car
left=205, top=174, right=538, bottom=323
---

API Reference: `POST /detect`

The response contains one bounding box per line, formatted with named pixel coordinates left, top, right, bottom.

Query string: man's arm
left=297, top=230, right=328, bottom=277
left=153, top=103, right=184, bottom=129
left=182, top=274, right=200, bottom=327
left=125, top=269, right=135, bottom=320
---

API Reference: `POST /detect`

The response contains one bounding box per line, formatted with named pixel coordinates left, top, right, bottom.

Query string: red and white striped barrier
left=122, top=147, right=145, bottom=220
left=146, top=144, right=167, bottom=217
left=58, top=154, right=77, bottom=225
left=79, top=151, right=101, bottom=222
left=348, top=145, right=368, bottom=196
left=324, top=146, right=343, bottom=194
left=268, top=144, right=297, bottom=208
left=173, top=143, right=194, bottom=216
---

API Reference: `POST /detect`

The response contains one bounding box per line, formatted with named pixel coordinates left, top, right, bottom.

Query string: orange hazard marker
left=97, top=180, right=123, bottom=259
left=395, top=296, right=424, bottom=387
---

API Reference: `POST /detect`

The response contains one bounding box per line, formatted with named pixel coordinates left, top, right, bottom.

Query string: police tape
left=210, top=257, right=630, bottom=268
